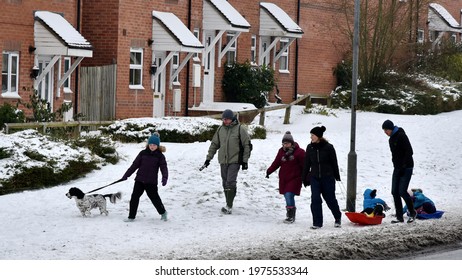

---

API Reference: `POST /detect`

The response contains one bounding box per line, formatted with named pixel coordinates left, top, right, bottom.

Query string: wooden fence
left=80, top=64, right=117, bottom=121
left=4, top=121, right=114, bottom=138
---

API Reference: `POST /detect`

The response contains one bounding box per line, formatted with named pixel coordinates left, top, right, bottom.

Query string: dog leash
left=86, top=178, right=125, bottom=194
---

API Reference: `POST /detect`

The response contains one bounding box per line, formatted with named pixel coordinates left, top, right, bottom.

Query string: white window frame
left=63, top=57, right=72, bottom=93
left=1, top=51, right=20, bottom=98
left=193, top=28, right=200, bottom=62
left=417, top=29, right=424, bottom=44
left=226, top=32, right=237, bottom=66
left=171, top=52, right=180, bottom=85
left=250, top=35, right=257, bottom=65
left=129, top=48, right=144, bottom=89
left=278, top=38, right=289, bottom=73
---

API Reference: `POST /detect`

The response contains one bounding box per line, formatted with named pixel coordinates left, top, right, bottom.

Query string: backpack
left=238, top=124, right=252, bottom=164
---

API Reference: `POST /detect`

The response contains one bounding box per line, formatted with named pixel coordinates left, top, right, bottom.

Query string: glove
left=384, top=204, right=391, bottom=211
left=303, top=180, right=310, bottom=187
left=162, top=178, right=167, bottom=186
left=265, top=172, right=269, bottom=179
left=121, top=176, right=128, bottom=181
left=204, top=160, right=210, bottom=168
left=241, top=162, right=248, bottom=170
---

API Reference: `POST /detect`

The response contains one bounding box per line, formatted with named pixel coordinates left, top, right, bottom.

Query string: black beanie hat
left=222, top=109, right=234, bottom=120
left=382, top=120, right=394, bottom=130
left=310, top=126, right=326, bottom=138
left=282, top=131, right=294, bottom=144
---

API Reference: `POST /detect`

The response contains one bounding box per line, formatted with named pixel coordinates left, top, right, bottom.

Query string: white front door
left=203, top=31, right=215, bottom=103
left=153, top=52, right=166, bottom=117
left=37, top=56, right=54, bottom=110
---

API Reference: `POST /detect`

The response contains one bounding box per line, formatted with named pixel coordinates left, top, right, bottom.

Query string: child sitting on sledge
left=361, top=188, right=391, bottom=217
left=404, top=188, right=436, bottom=215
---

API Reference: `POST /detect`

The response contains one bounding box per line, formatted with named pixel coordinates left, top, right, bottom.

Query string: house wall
left=0, top=0, right=79, bottom=119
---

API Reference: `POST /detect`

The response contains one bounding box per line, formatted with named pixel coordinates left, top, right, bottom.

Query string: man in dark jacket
left=203, top=109, right=251, bottom=214
left=382, top=120, right=416, bottom=224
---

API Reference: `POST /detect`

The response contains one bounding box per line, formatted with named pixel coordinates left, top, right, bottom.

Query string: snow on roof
left=260, top=2, right=303, bottom=34
left=152, top=11, right=203, bottom=49
left=34, top=11, right=92, bottom=49
left=208, top=0, right=251, bottom=29
left=429, top=3, right=461, bottom=29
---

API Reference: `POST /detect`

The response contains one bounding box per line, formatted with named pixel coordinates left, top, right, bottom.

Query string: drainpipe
left=74, top=0, right=81, bottom=115
left=294, top=0, right=300, bottom=101
left=185, top=0, right=192, bottom=116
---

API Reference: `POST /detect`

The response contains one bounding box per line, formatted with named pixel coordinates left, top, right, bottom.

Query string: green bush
left=0, top=148, right=13, bottom=159
left=71, top=136, right=119, bottom=164
left=0, top=160, right=98, bottom=195
left=222, top=61, right=275, bottom=108
left=0, top=103, right=25, bottom=129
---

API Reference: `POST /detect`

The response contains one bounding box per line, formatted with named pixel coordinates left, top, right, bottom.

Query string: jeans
left=284, top=192, right=295, bottom=207
left=310, top=176, right=342, bottom=227
left=391, top=167, right=415, bottom=219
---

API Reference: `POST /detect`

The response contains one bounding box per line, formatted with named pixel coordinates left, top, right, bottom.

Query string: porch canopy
left=259, top=2, right=303, bottom=66
left=34, top=11, right=93, bottom=90
left=152, top=10, right=204, bottom=85
left=202, top=0, right=251, bottom=67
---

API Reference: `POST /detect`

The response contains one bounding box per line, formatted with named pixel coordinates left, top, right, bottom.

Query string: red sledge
left=345, top=212, right=384, bottom=225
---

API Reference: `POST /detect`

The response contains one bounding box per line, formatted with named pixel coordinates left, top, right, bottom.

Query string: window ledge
left=278, top=70, right=290, bottom=74
left=172, top=81, right=181, bottom=87
left=63, top=88, right=73, bottom=94
left=129, top=85, right=145, bottom=90
left=192, top=57, right=201, bottom=63
left=1, top=92, right=21, bottom=99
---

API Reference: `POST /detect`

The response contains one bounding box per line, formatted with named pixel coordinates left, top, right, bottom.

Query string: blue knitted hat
left=148, top=134, right=160, bottom=146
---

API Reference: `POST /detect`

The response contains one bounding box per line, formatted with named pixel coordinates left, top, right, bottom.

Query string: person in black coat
left=382, top=120, right=416, bottom=224
left=302, top=126, right=342, bottom=229
left=121, top=133, right=168, bottom=222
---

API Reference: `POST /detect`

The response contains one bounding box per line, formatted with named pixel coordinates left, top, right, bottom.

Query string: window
left=63, top=57, right=72, bottom=93
left=171, top=52, right=180, bottom=84
left=417, top=29, right=424, bottom=44
left=226, top=32, right=236, bottom=66
left=450, top=33, right=457, bottom=44
left=193, top=29, right=200, bottom=61
left=250, top=35, right=257, bottom=64
left=129, top=48, right=144, bottom=89
left=2, top=51, right=19, bottom=98
left=429, top=30, right=440, bottom=42
left=279, top=38, right=289, bottom=72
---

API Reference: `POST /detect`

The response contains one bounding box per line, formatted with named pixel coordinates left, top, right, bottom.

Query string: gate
left=79, top=64, right=117, bottom=121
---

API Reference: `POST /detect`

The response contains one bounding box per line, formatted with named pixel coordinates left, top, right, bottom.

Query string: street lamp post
left=346, top=0, right=360, bottom=212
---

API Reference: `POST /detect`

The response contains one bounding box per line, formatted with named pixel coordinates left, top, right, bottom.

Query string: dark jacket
left=123, top=147, right=168, bottom=185
left=267, top=142, right=305, bottom=195
left=302, top=139, right=340, bottom=181
left=206, top=118, right=251, bottom=164
left=388, top=127, right=414, bottom=169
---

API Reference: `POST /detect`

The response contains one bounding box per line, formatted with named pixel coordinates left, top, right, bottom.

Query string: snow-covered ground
left=1, top=107, right=462, bottom=265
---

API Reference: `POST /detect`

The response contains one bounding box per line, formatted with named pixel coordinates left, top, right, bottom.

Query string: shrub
left=0, top=103, right=25, bottom=129
left=222, top=61, right=275, bottom=108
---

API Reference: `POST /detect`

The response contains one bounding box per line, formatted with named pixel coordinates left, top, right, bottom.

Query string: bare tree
left=337, top=0, right=429, bottom=87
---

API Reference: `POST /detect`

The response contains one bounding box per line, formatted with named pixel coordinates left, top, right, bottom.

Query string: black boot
left=284, top=207, right=296, bottom=224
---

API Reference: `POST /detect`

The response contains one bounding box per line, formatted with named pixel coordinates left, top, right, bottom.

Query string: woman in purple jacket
left=121, top=133, right=168, bottom=222
left=266, top=131, right=305, bottom=223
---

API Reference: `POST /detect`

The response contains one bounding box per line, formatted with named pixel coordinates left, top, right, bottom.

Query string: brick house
left=2, top=0, right=462, bottom=121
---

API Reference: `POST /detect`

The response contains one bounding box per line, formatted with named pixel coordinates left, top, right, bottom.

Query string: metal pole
left=346, top=0, right=360, bottom=212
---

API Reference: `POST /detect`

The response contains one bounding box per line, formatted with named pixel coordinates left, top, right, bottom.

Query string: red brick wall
left=0, top=0, right=79, bottom=118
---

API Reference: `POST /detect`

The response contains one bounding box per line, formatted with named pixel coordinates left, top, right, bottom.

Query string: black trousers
left=128, top=181, right=165, bottom=219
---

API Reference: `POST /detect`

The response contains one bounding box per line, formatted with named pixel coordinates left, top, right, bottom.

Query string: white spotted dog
left=66, top=187, right=121, bottom=217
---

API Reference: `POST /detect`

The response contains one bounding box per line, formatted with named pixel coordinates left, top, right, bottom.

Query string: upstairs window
left=250, top=35, right=257, bottom=65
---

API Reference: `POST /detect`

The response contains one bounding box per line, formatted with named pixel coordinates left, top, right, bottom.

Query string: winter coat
left=388, top=127, right=414, bottom=169
left=122, top=146, right=168, bottom=185
left=266, top=142, right=305, bottom=195
left=302, top=139, right=340, bottom=181
left=404, top=191, right=435, bottom=213
left=206, top=118, right=251, bottom=164
left=362, top=188, right=388, bottom=210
